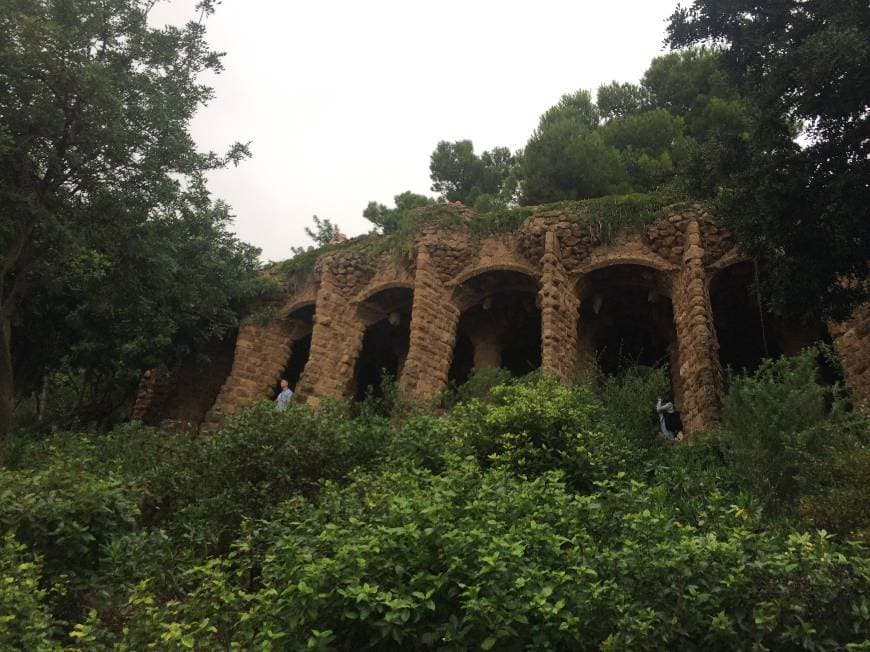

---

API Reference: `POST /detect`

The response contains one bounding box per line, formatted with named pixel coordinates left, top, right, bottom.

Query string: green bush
left=441, top=367, right=514, bottom=409
left=116, top=462, right=870, bottom=650
left=704, top=347, right=869, bottom=522
left=5, top=369, right=868, bottom=649
left=795, top=410, right=870, bottom=540
left=599, top=365, right=672, bottom=445
left=384, top=414, right=453, bottom=473
left=0, top=461, right=140, bottom=622
left=0, top=534, right=55, bottom=651
left=447, top=377, right=629, bottom=490
left=166, top=400, right=391, bottom=552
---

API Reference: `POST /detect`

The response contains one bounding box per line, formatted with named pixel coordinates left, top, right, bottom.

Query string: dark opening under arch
left=577, top=265, right=677, bottom=379
left=710, top=261, right=826, bottom=374
left=353, top=287, right=413, bottom=400
left=448, top=270, right=542, bottom=383
left=274, top=304, right=315, bottom=396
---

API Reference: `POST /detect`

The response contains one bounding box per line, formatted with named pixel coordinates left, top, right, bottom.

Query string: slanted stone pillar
left=294, top=263, right=365, bottom=402
left=540, top=230, right=580, bottom=381
left=202, top=319, right=295, bottom=429
left=399, top=247, right=460, bottom=401
left=672, top=220, right=724, bottom=432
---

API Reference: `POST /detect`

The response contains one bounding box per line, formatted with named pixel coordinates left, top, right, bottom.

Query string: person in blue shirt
left=275, top=379, right=293, bottom=411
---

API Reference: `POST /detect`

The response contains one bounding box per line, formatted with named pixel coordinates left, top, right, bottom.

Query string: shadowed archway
left=710, top=261, right=825, bottom=374
left=576, top=264, right=678, bottom=388
left=273, top=303, right=315, bottom=396
left=352, top=286, right=414, bottom=400
left=448, top=269, right=542, bottom=383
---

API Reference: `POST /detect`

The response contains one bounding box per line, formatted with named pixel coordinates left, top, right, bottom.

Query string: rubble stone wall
left=201, top=321, right=297, bottom=430
left=138, top=202, right=869, bottom=434
left=540, top=231, right=580, bottom=382
left=830, top=302, right=870, bottom=411
left=399, top=246, right=460, bottom=400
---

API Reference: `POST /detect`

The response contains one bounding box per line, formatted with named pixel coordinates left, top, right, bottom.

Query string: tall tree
left=668, top=0, right=870, bottom=320
left=363, top=191, right=436, bottom=234
left=521, top=91, right=627, bottom=204
left=429, top=140, right=519, bottom=207
left=0, top=0, right=253, bottom=444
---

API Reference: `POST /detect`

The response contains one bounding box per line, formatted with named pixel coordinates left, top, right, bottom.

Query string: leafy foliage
left=429, top=140, right=521, bottom=208
left=363, top=191, right=437, bottom=234
left=667, top=1, right=870, bottom=320
left=701, top=347, right=870, bottom=536
left=0, top=0, right=262, bottom=442
left=290, top=215, right=342, bottom=255
left=599, top=365, right=672, bottom=447
left=2, top=370, right=867, bottom=648
left=521, top=91, right=628, bottom=204
left=0, top=534, right=54, bottom=651
left=447, top=378, right=628, bottom=491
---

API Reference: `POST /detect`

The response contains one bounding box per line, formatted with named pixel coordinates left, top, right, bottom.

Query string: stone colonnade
left=141, top=204, right=868, bottom=433
left=191, top=207, right=735, bottom=434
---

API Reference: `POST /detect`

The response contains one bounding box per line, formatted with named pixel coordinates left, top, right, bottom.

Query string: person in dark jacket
left=656, top=397, right=684, bottom=441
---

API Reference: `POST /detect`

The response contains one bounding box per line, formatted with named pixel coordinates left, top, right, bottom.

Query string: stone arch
left=448, top=268, right=542, bottom=383
left=577, top=251, right=676, bottom=277
left=706, top=247, right=744, bottom=273
left=351, top=285, right=414, bottom=399
left=575, top=263, right=681, bottom=399
left=451, top=262, right=540, bottom=290
left=355, top=281, right=415, bottom=307
left=708, top=260, right=826, bottom=374
left=283, top=298, right=316, bottom=319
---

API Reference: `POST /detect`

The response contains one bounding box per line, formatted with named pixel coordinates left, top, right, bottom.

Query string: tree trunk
left=38, top=370, right=49, bottom=424
left=0, top=317, right=14, bottom=459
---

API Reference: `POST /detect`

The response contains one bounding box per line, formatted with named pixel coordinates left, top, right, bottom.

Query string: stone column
left=540, top=230, right=580, bottom=381
left=671, top=220, right=724, bottom=432
left=399, top=247, right=460, bottom=401
left=202, top=319, right=295, bottom=429
left=470, top=330, right=502, bottom=369
left=294, top=265, right=365, bottom=402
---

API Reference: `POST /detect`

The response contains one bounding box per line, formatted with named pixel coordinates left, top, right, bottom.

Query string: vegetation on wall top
left=276, top=186, right=691, bottom=280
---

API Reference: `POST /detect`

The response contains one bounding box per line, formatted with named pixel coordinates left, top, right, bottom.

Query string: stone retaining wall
left=138, top=202, right=869, bottom=435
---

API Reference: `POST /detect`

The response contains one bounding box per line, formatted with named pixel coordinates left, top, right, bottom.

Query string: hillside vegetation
left=2, top=348, right=868, bottom=650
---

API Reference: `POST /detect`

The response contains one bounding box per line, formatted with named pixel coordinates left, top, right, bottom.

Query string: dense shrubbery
left=0, top=534, right=54, bottom=650
left=701, top=347, right=870, bottom=539
left=1, top=356, right=868, bottom=649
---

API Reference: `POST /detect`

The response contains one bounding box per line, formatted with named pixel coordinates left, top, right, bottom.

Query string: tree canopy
left=0, top=0, right=262, bottom=441
left=429, top=140, right=520, bottom=208
left=518, top=50, right=755, bottom=206
left=363, top=191, right=436, bottom=234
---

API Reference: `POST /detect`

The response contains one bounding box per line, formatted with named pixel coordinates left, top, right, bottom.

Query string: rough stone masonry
left=134, top=202, right=870, bottom=434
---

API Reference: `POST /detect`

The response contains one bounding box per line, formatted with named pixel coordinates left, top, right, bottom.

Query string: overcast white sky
left=151, top=0, right=681, bottom=262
